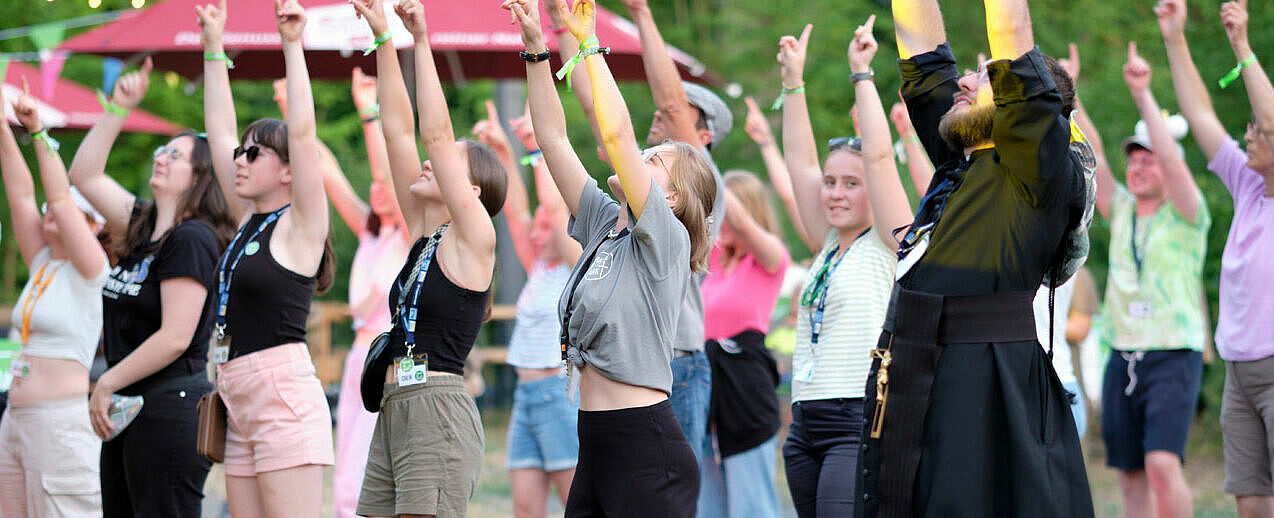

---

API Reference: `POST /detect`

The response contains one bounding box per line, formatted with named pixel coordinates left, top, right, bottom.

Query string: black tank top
left=387, top=235, right=489, bottom=375
left=223, top=211, right=315, bottom=359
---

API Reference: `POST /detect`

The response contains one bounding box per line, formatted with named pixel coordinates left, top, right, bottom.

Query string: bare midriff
left=577, top=365, right=667, bottom=411
left=8, top=355, right=90, bottom=406
left=516, top=367, right=560, bottom=383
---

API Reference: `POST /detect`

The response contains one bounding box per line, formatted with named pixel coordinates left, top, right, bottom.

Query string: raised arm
left=14, top=93, right=105, bottom=279
left=1125, top=42, right=1200, bottom=222
left=1, top=85, right=45, bottom=265
left=983, top=0, right=1035, bottom=61
left=1154, top=0, right=1227, bottom=160
left=197, top=0, right=247, bottom=220
left=546, top=4, right=607, bottom=158
left=66, top=61, right=152, bottom=237
left=721, top=185, right=787, bottom=273
left=352, top=0, right=426, bottom=237
left=621, top=0, right=701, bottom=146
left=351, top=68, right=405, bottom=244
left=891, top=101, right=936, bottom=193
left=474, top=100, right=534, bottom=272
left=778, top=25, right=829, bottom=253
left=851, top=15, right=912, bottom=250
left=892, top=0, right=945, bottom=59
left=744, top=96, right=807, bottom=241
left=275, top=0, right=329, bottom=243
left=1221, top=0, right=1274, bottom=143
left=1059, top=43, right=1116, bottom=219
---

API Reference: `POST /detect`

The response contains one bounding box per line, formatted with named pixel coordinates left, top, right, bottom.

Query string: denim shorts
left=507, top=375, right=579, bottom=472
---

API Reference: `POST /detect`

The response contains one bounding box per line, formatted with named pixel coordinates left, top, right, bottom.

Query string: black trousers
left=566, top=399, right=699, bottom=517
left=101, top=373, right=212, bottom=518
left=782, top=398, right=864, bottom=518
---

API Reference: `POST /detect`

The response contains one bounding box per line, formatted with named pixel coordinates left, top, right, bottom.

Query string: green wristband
left=771, top=84, right=805, bottom=111
left=364, top=31, right=392, bottom=56
left=204, top=51, right=235, bottom=69
left=556, top=36, right=609, bottom=89
left=96, top=91, right=130, bottom=117
left=1219, top=53, right=1257, bottom=89
left=30, top=129, right=60, bottom=153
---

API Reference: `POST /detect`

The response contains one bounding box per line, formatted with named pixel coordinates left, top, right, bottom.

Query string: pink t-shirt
left=1209, top=137, right=1274, bottom=361
left=348, top=225, right=410, bottom=335
left=702, top=244, right=790, bottom=341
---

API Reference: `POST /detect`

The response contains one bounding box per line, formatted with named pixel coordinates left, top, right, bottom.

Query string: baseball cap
left=1121, top=117, right=1187, bottom=159
left=682, top=82, right=732, bottom=149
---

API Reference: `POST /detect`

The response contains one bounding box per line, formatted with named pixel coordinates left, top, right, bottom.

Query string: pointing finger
left=798, top=24, right=812, bottom=48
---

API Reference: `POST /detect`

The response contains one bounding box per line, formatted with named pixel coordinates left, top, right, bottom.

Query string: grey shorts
left=1222, top=355, right=1274, bottom=496
left=356, top=375, right=485, bottom=517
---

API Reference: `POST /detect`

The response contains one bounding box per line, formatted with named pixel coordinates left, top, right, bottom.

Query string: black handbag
left=360, top=331, right=393, bottom=412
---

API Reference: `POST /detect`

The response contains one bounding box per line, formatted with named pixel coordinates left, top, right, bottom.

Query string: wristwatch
left=850, top=71, right=874, bottom=83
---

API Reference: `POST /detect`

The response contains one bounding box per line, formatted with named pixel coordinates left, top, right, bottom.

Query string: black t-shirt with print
left=103, top=217, right=220, bottom=395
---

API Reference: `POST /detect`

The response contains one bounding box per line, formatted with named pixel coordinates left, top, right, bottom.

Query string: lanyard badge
left=213, top=205, right=290, bottom=362
left=392, top=224, right=447, bottom=386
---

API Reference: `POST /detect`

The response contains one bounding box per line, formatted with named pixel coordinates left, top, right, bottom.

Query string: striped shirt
left=507, top=260, right=572, bottom=369
left=792, top=230, right=896, bottom=402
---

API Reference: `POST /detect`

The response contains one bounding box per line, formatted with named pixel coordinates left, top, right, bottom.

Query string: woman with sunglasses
left=66, top=59, right=235, bottom=516
left=349, top=0, right=507, bottom=516
left=0, top=84, right=111, bottom=517
left=199, top=1, right=336, bottom=516
left=772, top=18, right=912, bottom=517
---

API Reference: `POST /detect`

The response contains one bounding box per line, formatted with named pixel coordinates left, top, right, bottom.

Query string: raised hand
left=777, top=24, right=812, bottom=89
left=472, top=100, right=513, bottom=159
left=743, top=97, right=775, bottom=146
left=1220, top=0, right=1249, bottom=52
left=349, top=0, right=390, bottom=36
left=1123, top=41, right=1151, bottom=95
left=620, top=0, right=647, bottom=11
left=555, top=0, right=596, bottom=44
left=111, top=57, right=153, bottom=110
left=275, top=0, right=306, bottom=43
left=508, top=104, right=538, bottom=151
left=847, top=15, right=878, bottom=74
left=195, top=0, right=228, bottom=47
left=272, top=78, right=288, bottom=115
left=394, top=0, right=428, bottom=40
left=351, top=67, right=377, bottom=111
left=890, top=102, right=915, bottom=139
left=502, top=0, right=546, bottom=51
left=1154, top=0, right=1187, bottom=37
left=1058, top=42, right=1080, bottom=84
left=13, top=79, right=42, bottom=133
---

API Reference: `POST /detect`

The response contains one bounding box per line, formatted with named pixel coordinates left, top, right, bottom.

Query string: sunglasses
left=827, top=137, right=862, bottom=152
left=153, top=145, right=186, bottom=162
left=233, top=145, right=265, bottom=163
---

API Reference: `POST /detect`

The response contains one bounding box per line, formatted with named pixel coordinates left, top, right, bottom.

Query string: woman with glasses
left=0, top=84, right=112, bottom=517
left=772, top=18, right=912, bottom=517
left=67, top=60, right=236, bottom=516
left=199, top=1, right=336, bottom=516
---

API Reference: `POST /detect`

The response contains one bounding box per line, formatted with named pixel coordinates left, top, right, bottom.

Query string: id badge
left=10, top=359, right=30, bottom=379
left=212, top=345, right=230, bottom=364
left=795, top=360, right=816, bottom=383
left=396, top=354, right=429, bottom=387
left=1128, top=301, right=1152, bottom=319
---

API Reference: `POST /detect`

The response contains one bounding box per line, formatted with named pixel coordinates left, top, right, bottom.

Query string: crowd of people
left=0, top=0, right=1270, bottom=516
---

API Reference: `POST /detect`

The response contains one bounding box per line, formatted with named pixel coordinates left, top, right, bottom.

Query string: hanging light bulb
left=132, top=0, right=146, bottom=7
left=89, top=0, right=102, bottom=7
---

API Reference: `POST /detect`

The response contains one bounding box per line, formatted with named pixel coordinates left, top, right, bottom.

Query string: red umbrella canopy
left=3, top=62, right=181, bottom=135
left=60, top=0, right=713, bottom=83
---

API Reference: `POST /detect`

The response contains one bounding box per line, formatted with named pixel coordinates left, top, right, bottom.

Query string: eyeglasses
left=642, top=148, right=673, bottom=177
left=827, top=137, right=862, bottom=152
left=153, top=145, right=186, bottom=162
left=233, top=145, right=263, bottom=163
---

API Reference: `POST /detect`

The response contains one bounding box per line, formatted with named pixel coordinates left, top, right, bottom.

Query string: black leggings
left=782, top=398, right=864, bottom=518
left=566, top=399, right=699, bottom=517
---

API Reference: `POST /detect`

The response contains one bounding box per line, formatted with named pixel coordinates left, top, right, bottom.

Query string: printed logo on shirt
left=584, top=251, right=613, bottom=281
left=102, top=255, right=155, bottom=299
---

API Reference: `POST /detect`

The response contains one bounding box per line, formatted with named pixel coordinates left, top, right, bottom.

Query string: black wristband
left=520, top=50, right=552, bottom=63
left=849, top=71, right=874, bottom=83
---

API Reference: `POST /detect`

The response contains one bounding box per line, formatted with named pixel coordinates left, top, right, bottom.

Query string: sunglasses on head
left=233, top=145, right=263, bottom=163
left=827, top=137, right=862, bottom=152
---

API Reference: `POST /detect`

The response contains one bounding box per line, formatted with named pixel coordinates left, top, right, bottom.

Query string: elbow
left=862, top=147, right=894, bottom=165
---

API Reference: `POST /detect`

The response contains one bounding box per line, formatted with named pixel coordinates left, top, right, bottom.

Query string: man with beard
left=854, top=0, right=1094, bottom=516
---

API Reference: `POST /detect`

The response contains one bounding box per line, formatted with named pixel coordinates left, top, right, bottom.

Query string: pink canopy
left=4, top=62, right=180, bottom=134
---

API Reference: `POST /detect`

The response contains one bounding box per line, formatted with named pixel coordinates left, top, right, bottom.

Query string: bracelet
left=556, top=36, right=609, bottom=88
left=770, top=84, right=805, bottom=111
left=29, top=129, right=60, bottom=153
left=520, top=149, right=544, bottom=166
left=203, top=51, right=235, bottom=69
left=520, top=49, right=552, bottom=63
left=359, top=104, right=380, bottom=119
left=1219, top=53, right=1257, bottom=89
left=96, top=91, right=130, bottom=117
left=552, top=26, right=569, bottom=35
left=363, top=30, right=392, bottom=56
left=850, top=71, right=874, bottom=83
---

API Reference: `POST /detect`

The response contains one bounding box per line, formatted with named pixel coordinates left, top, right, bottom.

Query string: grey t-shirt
left=672, top=148, right=725, bottom=352
left=560, top=176, right=691, bottom=394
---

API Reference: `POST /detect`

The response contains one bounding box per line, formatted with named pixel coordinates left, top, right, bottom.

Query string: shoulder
left=161, top=219, right=221, bottom=256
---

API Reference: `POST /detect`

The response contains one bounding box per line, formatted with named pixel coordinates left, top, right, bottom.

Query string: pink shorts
left=217, top=343, right=334, bottom=477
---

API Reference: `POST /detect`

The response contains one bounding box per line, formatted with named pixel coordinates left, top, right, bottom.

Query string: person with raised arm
left=773, top=17, right=909, bottom=517
left=742, top=96, right=807, bottom=240
left=472, top=99, right=584, bottom=518
left=199, top=1, right=336, bottom=515
left=68, top=54, right=235, bottom=517
left=1156, top=0, right=1274, bottom=515
left=0, top=84, right=109, bottom=518
left=348, top=0, right=507, bottom=515
left=507, top=0, right=719, bottom=514
left=856, top=0, right=1093, bottom=515
left=889, top=101, right=936, bottom=194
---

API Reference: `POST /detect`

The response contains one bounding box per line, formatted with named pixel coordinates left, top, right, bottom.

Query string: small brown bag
left=196, top=389, right=226, bottom=463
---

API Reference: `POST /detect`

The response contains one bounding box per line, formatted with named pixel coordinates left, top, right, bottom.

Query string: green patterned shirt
left=1104, top=185, right=1210, bottom=351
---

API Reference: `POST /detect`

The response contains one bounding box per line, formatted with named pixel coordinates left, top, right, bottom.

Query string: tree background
left=1, top=0, right=1268, bottom=413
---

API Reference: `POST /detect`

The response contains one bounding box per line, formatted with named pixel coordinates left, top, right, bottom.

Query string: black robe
left=855, top=44, right=1094, bottom=518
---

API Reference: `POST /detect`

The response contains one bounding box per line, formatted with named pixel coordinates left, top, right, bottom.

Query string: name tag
left=396, top=354, right=429, bottom=387
left=1128, top=301, right=1152, bottom=319
left=212, top=346, right=230, bottom=364
left=795, top=361, right=816, bottom=383
left=10, top=359, right=30, bottom=379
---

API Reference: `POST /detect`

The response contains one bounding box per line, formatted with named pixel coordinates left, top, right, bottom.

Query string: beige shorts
left=357, top=375, right=484, bottom=518
left=0, top=397, right=102, bottom=517
left=217, top=343, right=334, bottom=477
left=1223, top=355, right=1274, bottom=496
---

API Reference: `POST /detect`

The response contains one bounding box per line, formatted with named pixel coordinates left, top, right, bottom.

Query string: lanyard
left=560, top=228, right=627, bottom=363
left=804, top=228, right=870, bottom=346
left=215, top=205, right=290, bottom=340
left=20, top=262, right=60, bottom=345
left=1130, top=212, right=1153, bottom=278
left=396, top=223, right=448, bottom=355
left=898, top=171, right=959, bottom=259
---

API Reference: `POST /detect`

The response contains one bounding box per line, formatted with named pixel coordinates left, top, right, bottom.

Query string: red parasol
left=60, top=0, right=714, bottom=83
left=3, top=62, right=181, bottom=135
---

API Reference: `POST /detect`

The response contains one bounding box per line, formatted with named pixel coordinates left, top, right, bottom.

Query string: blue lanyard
left=398, top=224, right=447, bottom=350
left=1130, top=212, right=1152, bottom=278
left=215, top=205, right=289, bottom=340
left=807, top=228, right=869, bottom=345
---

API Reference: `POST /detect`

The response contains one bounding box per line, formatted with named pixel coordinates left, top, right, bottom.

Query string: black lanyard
left=215, top=205, right=289, bottom=341
left=560, top=228, right=627, bottom=363
left=396, top=224, right=448, bottom=352
left=1130, top=212, right=1152, bottom=277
